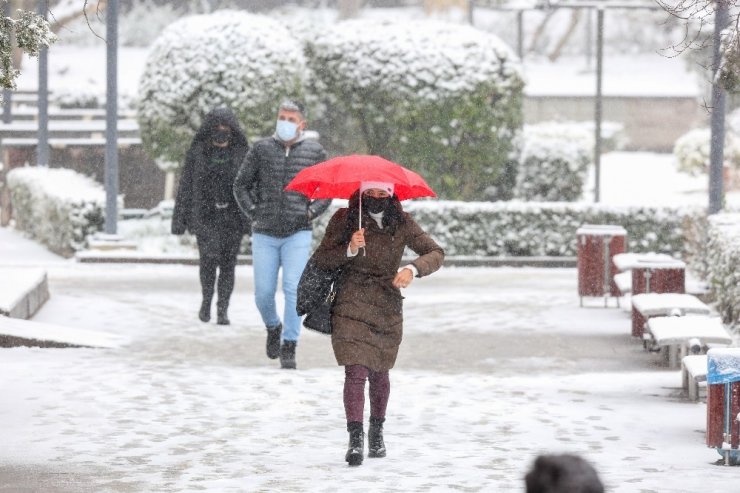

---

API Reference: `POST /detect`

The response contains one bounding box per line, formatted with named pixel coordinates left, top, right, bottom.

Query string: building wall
left=524, top=95, right=708, bottom=152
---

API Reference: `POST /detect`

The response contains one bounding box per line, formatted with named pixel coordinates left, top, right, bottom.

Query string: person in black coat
left=172, top=107, right=250, bottom=325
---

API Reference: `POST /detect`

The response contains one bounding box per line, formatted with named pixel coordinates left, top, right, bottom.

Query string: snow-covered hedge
left=514, top=122, right=592, bottom=202
left=705, top=213, right=740, bottom=327
left=312, top=201, right=700, bottom=257
left=6, top=167, right=107, bottom=256
left=673, top=127, right=740, bottom=176
left=136, top=10, right=305, bottom=165
left=305, top=19, right=524, bottom=201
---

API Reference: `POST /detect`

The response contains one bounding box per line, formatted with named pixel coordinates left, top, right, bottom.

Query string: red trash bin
left=576, top=224, right=627, bottom=307
left=706, top=348, right=740, bottom=466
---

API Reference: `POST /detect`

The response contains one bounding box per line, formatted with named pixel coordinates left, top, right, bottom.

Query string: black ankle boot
left=368, top=416, right=386, bottom=458
left=345, top=421, right=364, bottom=466
left=280, top=340, right=297, bottom=369
left=266, top=323, right=282, bottom=359
left=198, top=300, right=211, bottom=322
left=216, top=303, right=230, bottom=325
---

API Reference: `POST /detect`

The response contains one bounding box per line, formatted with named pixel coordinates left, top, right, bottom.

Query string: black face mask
left=363, top=196, right=390, bottom=214
left=211, top=129, right=230, bottom=146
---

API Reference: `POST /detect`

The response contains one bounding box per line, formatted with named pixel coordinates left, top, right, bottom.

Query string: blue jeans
left=251, top=231, right=312, bottom=342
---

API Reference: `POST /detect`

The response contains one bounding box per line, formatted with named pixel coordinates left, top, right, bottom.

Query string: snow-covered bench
left=614, top=271, right=632, bottom=296
left=630, top=293, right=711, bottom=338
left=611, top=253, right=679, bottom=296
left=646, top=315, right=732, bottom=368
left=682, top=354, right=708, bottom=402
left=612, top=252, right=675, bottom=273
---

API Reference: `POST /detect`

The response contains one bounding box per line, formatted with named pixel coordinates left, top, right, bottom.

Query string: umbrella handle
left=359, top=194, right=366, bottom=256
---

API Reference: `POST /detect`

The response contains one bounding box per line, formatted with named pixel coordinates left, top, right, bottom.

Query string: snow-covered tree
left=136, top=10, right=306, bottom=166
left=514, top=122, right=593, bottom=202
left=0, top=0, right=56, bottom=91
left=305, top=19, right=524, bottom=201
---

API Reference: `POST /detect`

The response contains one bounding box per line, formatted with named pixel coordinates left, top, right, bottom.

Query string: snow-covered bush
left=136, top=10, right=306, bottom=165
left=312, top=200, right=699, bottom=258
left=6, top=167, right=110, bottom=256
left=673, top=127, right=740, bottom=176
left=305, top=19, right=524, bottom=201
left=514, top=122, right=593, bottom=202
left=705, top=213, right=740, bottom=327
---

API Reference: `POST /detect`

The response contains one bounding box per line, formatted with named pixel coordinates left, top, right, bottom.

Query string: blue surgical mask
left=276, top=120, right=299, bottom=142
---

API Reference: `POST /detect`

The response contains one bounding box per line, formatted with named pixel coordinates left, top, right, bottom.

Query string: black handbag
left=297, top=256, right=343, bottom=335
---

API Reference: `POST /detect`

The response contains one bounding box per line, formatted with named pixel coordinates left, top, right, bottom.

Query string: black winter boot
left=345, top=421, right=364, bottom=466
left=265, top=323, right=282, bottom=359
left=368, top=417, right=386, bottom=458
left=280, top=340, right=297, bottom=369
left=216, top=301, right=230, bottom=325
left=198, top=299, right=211, bottom=323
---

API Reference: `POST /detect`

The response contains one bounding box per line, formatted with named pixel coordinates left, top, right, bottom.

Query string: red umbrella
left=285, top=154, right=436, bottom=202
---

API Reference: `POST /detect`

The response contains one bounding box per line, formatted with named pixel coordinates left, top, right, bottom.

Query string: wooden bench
left=611, top=252, right=677, bottom=296
left=646, top=315, right=732, bottom=368
left=613, top=271, right=632, bottom=296
left=682, top=354, right=708, bottom=401
left=630, top=293, right=711, bottom=338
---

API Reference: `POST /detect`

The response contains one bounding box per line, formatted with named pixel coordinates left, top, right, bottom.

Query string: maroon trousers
left=343, top=365, right=390, bottom=423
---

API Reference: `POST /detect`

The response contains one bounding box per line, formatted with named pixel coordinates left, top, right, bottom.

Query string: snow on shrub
left=136, top=10, right=305, bottom=165
left=673, top=127, right=740, bottom=176
left=6, top=167, right=109, bottom=256
left=705, top=213, right=740, bottom=327
left=514, top=122, right=592, bottom=202
left=311, top=200, right=699, bottom=258
left=305, top=19, right=524, bottom=201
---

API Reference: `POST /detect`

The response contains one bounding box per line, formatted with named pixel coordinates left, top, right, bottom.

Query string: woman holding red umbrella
left=311, top=180, right=444, bottom=466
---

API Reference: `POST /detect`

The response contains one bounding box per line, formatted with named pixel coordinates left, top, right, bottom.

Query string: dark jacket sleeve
left=233, top=147, right=259, bottom=221
left=306, top=147, right=331, bottom=220
left=404, top=215, right=444, bottom=277
left=307, top=199, right=332, bottom=221
left=171, top=149, right=195, bottom=235
left=313, top=209, right=354, bottom=271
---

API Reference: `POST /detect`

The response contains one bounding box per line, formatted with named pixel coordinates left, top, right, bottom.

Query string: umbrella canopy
left=284, top=154, right=436, bottom=201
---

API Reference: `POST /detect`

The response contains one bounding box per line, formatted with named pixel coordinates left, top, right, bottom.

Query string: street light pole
left=105, top=0, right=119, bottom=234
left=594, top=7, right=604, bottom=203
left=37, top=0, right=49, bottom=166
left=709, top=2, right=729, bottom=215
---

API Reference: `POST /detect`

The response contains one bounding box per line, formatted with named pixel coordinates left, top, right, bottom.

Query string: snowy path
left=1, top=264, right=737, bottom=492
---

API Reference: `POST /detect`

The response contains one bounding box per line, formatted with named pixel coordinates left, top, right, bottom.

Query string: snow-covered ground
left=1, top=242, right=739, bottom=491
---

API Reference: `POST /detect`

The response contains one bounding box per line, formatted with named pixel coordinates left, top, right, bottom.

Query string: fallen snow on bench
left=612, top=252, right=676, bottom=271
left=631, top=293, right=711, bottom=316
left=647, top=316, right=732, bottom=346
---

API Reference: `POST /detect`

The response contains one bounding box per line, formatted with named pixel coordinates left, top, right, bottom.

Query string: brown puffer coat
left=313, top=207, right=444, bottom=371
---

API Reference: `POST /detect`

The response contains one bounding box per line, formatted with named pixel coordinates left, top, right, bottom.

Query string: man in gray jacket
left=233, top=100, right=331, bottom=369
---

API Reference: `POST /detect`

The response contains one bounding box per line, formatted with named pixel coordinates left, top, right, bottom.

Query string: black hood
left=193, top=107, right=249, bottom=149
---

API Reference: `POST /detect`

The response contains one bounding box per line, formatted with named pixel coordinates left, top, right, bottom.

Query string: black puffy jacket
left=233, top=136, right=331, bottom=238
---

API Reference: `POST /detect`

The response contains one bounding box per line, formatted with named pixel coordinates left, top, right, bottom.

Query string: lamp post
left=709, top=1, right=729, bottom=215
left=105, top=0, right=119, bottom=234
left=37, top=0, right=49, bottom=166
